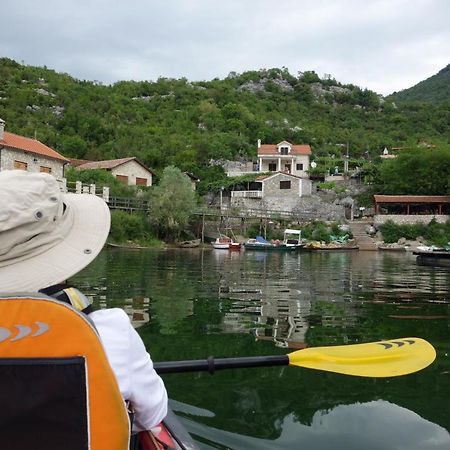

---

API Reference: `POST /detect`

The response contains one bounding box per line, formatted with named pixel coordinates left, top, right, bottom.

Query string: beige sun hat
left=0, top=170, right=110, bottom=292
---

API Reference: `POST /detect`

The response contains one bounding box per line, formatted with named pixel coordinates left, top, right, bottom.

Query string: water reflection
left=71, top=248, right=450, bottom=449
left=183, top=401, right=450, bottom=450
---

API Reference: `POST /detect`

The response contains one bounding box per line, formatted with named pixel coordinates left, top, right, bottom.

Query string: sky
left=1, top=0, right=449, bottom=96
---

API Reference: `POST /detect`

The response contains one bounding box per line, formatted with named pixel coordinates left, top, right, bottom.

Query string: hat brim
left=0, top=193, right=110, bottom=292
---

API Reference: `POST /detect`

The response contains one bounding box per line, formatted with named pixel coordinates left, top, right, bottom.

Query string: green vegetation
left=374, top=147, right=450, bottom=195
left=388, top=64, right=450, bottom=105
left=379, top=219, right=450, bottom=246
left=1, top=58, right=449, bottom=195
left=109, top=210, right=163, bottom=247
left=301, top=221, right=351, bottom=243
left=147, top=166, right=197, bottom=240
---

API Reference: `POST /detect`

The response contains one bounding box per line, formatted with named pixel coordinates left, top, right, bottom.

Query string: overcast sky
left=1, top=0, right=449, bottom=96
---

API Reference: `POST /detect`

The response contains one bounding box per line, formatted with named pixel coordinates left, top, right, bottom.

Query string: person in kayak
left=0, top=170, right=168, bottom=433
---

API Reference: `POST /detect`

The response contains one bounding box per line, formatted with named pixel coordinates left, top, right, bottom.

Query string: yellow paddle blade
left=288, top=337, right=436, bottom=377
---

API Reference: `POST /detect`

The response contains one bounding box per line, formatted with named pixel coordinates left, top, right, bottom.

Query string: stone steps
left=349, top=221, right=378, bottom=251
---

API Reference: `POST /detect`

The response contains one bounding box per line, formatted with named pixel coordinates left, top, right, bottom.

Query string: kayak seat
left=0, top=293, right=130, bottom=450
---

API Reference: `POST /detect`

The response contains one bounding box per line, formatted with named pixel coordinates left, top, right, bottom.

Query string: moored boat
left=413, top=248, right=450, bottom=267
left=212, top=235, right=241, bottom=250
left=282, top=228, right=305, bottom=250
left=178, top=239, right=201, bottom=248
left=212, top=235, right=232, bottom=249
left=244, top=235, right=277, bottom=250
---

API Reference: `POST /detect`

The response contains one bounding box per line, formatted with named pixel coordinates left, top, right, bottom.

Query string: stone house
left=231, top=172, right=312, bottom=213
left=72, top=157, right=154, bottom=187
left=0, top=119, right=69, bottom=179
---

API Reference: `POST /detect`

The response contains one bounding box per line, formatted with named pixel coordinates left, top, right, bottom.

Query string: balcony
left=231, top=190, right=263, bottom=198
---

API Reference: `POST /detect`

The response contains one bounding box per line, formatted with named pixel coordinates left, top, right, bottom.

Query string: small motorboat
left=212, top=235, right=232, bottom=249
left=212, top=235, right=241, bottom=250
left=244, top=235, right=277, bottom=250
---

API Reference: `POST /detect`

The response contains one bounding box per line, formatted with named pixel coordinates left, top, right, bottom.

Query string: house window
left=280, top=180, right=291, bottom=190
left=296, top=163, right=304, bottom=171
left=14, top=160, right=28, bottom=171
left=136, top=177, right=147, bottom=186
left=280, top=146, right=289, bottom=155
left=40, top=166, right=52, bottom=173
left=116, top=175, right=129, bottom=184
left=268, top=163, right=277, bottom=171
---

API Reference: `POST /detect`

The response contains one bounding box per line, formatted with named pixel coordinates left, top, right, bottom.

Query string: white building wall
left=0, top=147, right=65, bottom=179
left=259, top=154, right=310, bottom=177
left=111, top=160, right=153, bottom=186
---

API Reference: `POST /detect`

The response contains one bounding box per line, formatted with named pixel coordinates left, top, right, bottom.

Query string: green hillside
left=0, top=57, right=449, bottom=187
left=388, top=64, right=450, bottom=105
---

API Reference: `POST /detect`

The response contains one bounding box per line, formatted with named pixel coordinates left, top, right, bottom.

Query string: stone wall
left=0, top=147, right=65, bottom=179
left=374, top=214, right=450, bottom=225
left=111, top=160, right=153, bottom=186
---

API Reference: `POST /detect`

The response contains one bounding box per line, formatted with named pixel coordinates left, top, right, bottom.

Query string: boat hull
left=139, top=407, right=199, bottom=450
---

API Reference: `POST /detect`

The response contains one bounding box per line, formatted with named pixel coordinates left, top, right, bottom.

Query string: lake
left=71, top=247, right=450, bottom=450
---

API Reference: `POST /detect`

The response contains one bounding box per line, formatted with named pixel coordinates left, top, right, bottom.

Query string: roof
left=258, top=142, right=312, bottom=156
left=76, top=157, right=154, bottom=174
left=0, top=131, right=69, bottom=162
left=68, top=158, right=92, bottom=167
left=374, top=195, right=450, bottom=204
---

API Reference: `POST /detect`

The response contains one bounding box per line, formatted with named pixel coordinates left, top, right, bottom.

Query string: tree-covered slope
left=388, top=64, right=450, bottom=105
left=0, top=57, right=449, bottom=183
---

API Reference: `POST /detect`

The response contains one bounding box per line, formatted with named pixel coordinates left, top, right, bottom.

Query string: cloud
left=1, top=0, right=449, bottom=94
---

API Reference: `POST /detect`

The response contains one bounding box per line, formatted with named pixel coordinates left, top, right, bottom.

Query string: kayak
left=138, top=407, right=200, bottom=450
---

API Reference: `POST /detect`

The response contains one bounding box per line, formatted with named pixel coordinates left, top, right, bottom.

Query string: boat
left=413, top=248, right=450, bottom=267
left=138, top=406, right=200, bottom=450
left=244, top=230, right=305, bottom=251
left=244, top=235, right=277, bottom=250
left=282, top=228, right=305, bottom=250
left=212, top=234, right=241, bottom=250
left=178, top=239, right=201, bottom=248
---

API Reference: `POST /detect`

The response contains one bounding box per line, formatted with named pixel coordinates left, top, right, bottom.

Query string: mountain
left=0, top=57, right=449, bottom=186
left=388, top=64, right=450, bottom=105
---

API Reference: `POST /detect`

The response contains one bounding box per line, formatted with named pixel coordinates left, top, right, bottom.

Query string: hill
left=0, top=57, right=449, bottom=188
left=388, top=64, right=450, bottom=105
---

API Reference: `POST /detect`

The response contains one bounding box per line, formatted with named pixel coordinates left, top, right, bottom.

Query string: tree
left=148, top=166, right=196, bottom=240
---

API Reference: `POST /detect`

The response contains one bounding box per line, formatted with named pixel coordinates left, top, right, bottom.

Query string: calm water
left=71, top=248, right=450, bottom=450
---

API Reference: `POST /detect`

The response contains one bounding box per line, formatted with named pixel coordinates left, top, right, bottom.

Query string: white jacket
left=90, top=308, right=168, bottom=431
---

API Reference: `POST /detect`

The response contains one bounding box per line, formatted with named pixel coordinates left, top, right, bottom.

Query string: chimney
left=257, top=139, right=261, bottom=149
left=0, top=118, right=4, bottom=141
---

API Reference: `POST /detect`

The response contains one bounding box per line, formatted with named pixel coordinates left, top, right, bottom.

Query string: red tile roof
left=374, top=195, right=450, bottom=204
left=0, top=131, right=69, bottom=162
left=76, top=157, right=154, bottom=174
left=258, top=142, right=311, bottom=156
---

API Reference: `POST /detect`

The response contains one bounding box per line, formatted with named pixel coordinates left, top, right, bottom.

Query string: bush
left=379, top=219, right=450, bottom=245
left=109, top=210, right=155, bottom=244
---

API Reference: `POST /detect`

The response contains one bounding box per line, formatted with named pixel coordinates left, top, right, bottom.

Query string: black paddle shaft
left=154, top=355, right=289, bottom=374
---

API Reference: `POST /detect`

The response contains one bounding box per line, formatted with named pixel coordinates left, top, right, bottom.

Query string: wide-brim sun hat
left=0, top=170, right=110, bottom=292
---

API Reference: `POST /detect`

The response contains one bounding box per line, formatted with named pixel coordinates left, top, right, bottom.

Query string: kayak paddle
left=154, top=337, right=436, bottom=378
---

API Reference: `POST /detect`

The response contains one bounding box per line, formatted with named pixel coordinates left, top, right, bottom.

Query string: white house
left=73, top=157, right=154, bottom=187
left=257, top=140, right=311, bottom=177
left=0, top=118, right=69, bottom=179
